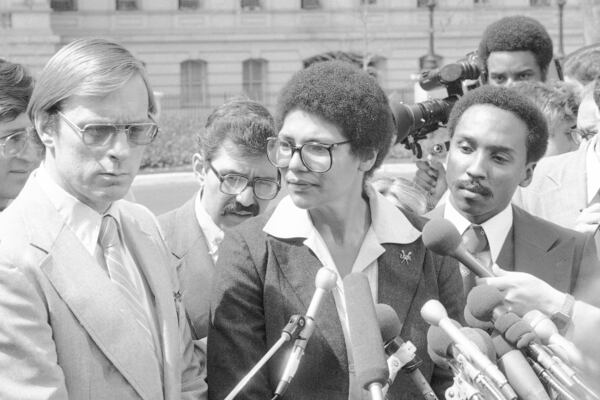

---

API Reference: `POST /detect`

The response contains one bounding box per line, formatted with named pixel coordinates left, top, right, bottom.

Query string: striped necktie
left=98, top=214, right=158, bottom=357
left=461, top=224, right=491, bottom=296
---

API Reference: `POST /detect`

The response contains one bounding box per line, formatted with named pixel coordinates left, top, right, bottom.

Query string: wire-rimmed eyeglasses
left=208, top=163, right=281, bottom=200
left=0, top=127, right=41, bottom=158
left=266, top=137, right=352, bottom=173
left=57, top=111, right=159, bottom=147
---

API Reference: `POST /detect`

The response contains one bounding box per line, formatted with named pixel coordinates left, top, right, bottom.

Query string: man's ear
left=192, top=153, right=207, bottom=187
left=36, top=113, right=56, bottom=148
left=519, top=161, right=536, bottom=188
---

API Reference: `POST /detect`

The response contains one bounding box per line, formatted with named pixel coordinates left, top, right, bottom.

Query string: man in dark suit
left=0, top=38, right=206, bottom=399
left=159, top=97, right=280, bottom=340
left=431, top=85, right=600, bottom=330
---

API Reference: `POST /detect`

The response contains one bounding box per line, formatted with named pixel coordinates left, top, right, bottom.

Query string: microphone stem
left=224, top=335, right=288, bottom=400
left=368, top=382, right=385, bottom=400
left=572, top=375, right=600, bottom=400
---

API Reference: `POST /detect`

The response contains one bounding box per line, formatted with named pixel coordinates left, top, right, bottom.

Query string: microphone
left=422, top=218, right=494, bottom=278
left=343, top=273, right=389, bottom=400
left=421, top=299, right=517, bottom=400
left=522, top=310, right=584, bottom=367
left=467, top=285, right=582, bottom=399
left=375, top=303, right=439, bottom=400
left=274, top=267, right=337, bottom=398
left=492, top=333, right=551, bottom=400
left=464, top=305, right=495, bottom=332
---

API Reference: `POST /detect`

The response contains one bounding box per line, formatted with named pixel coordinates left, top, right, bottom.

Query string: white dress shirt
left=263, top=184, right=421, bottom=400
left=443, top=200, right=513, bottom=264
left=194, top=191, right=224, bottom=265
left=585, top=135, right=600, bottom=205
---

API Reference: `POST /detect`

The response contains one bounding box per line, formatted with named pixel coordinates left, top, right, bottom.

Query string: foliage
left=141, top=108, right=209, bottom=171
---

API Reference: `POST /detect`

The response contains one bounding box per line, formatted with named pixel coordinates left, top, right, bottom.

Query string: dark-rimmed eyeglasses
left=58, top=111, right=159, bottom=147
left=208, top=163, right=281, bottom=200
left=0, top=127, right=40, bottom=158
left=266, top=137, right=352, bottom=173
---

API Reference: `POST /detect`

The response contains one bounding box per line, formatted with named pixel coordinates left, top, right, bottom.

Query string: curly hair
left=276, top=60, right=394, bottom=176
left=0, top=58, right=33, bottom=123
left=200, top=96, right=276, bottom=161
left=510, top=80, right=578, bottom=135
left=478, top=15, right=553, bottom=80
left=447, top=85, right=548, bottom=163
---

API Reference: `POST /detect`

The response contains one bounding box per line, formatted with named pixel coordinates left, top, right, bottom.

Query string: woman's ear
left=358, top=150, right=378, bottom=172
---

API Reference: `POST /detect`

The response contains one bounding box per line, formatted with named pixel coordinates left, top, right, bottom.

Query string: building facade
left=0, top=0, right=586, bottom=111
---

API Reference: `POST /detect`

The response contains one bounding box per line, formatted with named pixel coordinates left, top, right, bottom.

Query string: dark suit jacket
left=207, top=209, right=464, bottom=400
left=159, top=194, right=215, bottom=340
left=429, top=204, right=600, bottom=306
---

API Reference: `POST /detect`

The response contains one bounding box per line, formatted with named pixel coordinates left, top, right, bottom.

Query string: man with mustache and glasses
left=0, top=58, right=41, bottom=212
left=159, top=97, right=280, bottom=340
left=430, top=85, right=600, bottom=333
left=0, top=38, right=206, bottom=399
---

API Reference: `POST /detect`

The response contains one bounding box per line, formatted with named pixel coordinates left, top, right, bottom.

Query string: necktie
left=98, top=214, right=158, bottom=356
left=460, top=224, right=491, bottom=295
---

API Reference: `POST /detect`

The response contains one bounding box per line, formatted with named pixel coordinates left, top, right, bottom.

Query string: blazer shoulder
left=513, top=205, right=588, bottom=243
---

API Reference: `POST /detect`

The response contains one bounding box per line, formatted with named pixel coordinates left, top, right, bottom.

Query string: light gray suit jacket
left=514, top=142, right=590, bottom=230
left=0, top=177, right=207, bottom=400
left=159, top=195, right=215, bottom=340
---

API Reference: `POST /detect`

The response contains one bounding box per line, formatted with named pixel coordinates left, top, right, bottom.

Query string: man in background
left=0, top=38, right=206, bottom=399
left=159, top=97, right=280, bottom=340
left=0, top=58, right=41, bottom=212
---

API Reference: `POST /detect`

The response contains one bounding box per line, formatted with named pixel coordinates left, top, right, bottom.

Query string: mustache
left=455, top=179, right=492, bottom=197
left=221, top=201, right=260, bottom=217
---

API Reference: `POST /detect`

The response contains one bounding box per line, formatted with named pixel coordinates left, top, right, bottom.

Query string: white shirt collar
left=194, top=191, right=224, bottom=264
left=264, top=185, right=421, bottom=244
left=35, top=164, right=125, bottom=256
left=443, top=201, right=513, bottom=263
left=585, top=135, right=600, bottom=204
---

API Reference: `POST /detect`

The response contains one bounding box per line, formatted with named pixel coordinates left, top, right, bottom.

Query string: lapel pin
left=174, top=290, right=182, bottom=303
left=399, top=250, right=413, bottom=264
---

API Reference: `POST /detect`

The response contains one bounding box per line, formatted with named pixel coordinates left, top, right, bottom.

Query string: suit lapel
left=269, top=238, right=348, bottom=370
left=121, top=212, right=181, bottom=398
left=510, top=207, right=573, bottom=292
left=378, top=243, right=424, bottom=334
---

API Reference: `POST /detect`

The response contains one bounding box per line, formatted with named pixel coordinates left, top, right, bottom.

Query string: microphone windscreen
left=343, top=273, right=389, bottom=389
left=422, top=219, right=462, bottom=256
left=494, top=312, right=522, bottom=336
left=427, top=324, right=454, bottom=360
left=492, top=334, right=514, bottom=358
left=375, top=303, right=402, bottom=344
left=464, top=305, right=495, bottom=331
left=500, top=316, right=537, bottom=349
left=467, top=285, right=504, bottom=322
left=462, top=327, right=496, bottom=363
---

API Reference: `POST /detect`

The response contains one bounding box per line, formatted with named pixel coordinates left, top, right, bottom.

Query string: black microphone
left=422, top=218, right=494, bottom=278
left=491, top=333, right=551, bottom=400
left=344, top=273, right=389, bottom=400
left=274, top=267, right=337, bottom=398
left=375, top=303, right=439, bottom=400
left=421, top=299, right=517, bottom=400
left=467, top=285, right=582, bottom=399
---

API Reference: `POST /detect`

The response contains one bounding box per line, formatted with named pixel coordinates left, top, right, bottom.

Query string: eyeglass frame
left=208, top=162, right=281, bottom=200
left=0, top=127, right=39, bottom=158
left=57, top=111, right=159, bottom=147
left=266, top=137, right=353, bottom=173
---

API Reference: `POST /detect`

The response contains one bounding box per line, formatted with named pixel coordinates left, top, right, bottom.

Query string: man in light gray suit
left=159, top=97, right=280, bottom=340
left=0, top=38, right=206, bottom=399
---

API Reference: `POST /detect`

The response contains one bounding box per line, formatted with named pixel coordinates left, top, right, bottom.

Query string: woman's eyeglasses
left=266, top=137, right=352, bottom=173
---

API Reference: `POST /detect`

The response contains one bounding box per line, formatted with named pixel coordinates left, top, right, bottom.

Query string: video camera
left=390, top=52, right=483, bottom=158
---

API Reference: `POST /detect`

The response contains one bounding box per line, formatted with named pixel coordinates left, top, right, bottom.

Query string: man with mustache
left=159, top=97, right=280, bottom=340
left=429, top=85, right=600, bottom=331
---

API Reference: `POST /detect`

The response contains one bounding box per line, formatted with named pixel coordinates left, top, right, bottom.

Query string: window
left=473, top=0, right=489, bottom=4
left=301, top=0, right=320, bottom=9
left=181, top=60, right=208, bottom=107
left=243, top=59, right=267, bottom=103
left=360, top=0, right=377, bottom=4
left=179, top=0, right=200, bottom=9
left=241, top=0, right=261, bottom=11
left=0, top=13, right=11, bottom=29
left=51, top=0, right=77, bottom=11
left=116, top=0, right=138, bottom=11
left=529, top=0, right=550, bottom=6
left=417, top=0, right=434, bottom=7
